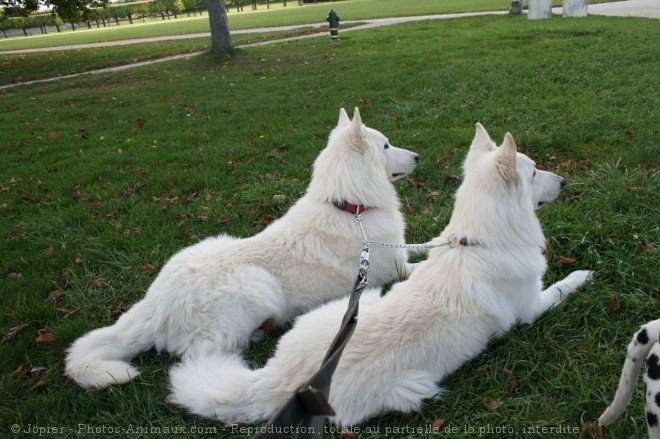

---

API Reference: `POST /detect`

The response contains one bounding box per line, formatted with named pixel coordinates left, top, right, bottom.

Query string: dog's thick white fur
left=65, top=107, right=420, bottom=389
left=169, top=123, right=594, bottom=425
left=599, top=319, right=660, bottom=438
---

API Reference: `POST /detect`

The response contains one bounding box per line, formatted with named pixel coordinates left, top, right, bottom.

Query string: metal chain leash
left=353, top=212, right=453, bottom=250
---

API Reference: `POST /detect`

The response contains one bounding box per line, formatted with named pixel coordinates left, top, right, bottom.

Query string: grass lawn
left=0, top=27, right=328, bottom=85
left=1, top=11, right=659, bottom=439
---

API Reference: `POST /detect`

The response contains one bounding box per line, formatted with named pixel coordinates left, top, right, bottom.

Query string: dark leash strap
left=251, top=245, right=370, bottom=439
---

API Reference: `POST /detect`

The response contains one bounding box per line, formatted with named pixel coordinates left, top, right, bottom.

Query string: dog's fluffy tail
left=65, top=300, right=155, bottom=389
left=169, top=354, right=281, bottom=422
left=599, top=319, right=660, bottom=427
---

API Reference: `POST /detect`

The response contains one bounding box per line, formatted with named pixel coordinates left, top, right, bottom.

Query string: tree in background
left=207, top=0, right=231, bottom=55
left=1, top=0, right=108, bottom=29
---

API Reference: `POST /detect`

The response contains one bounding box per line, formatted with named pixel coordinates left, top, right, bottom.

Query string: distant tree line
left=0, top=0, right=306, bottom=37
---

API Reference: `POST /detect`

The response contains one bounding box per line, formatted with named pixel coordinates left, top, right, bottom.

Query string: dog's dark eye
left=384, top=143, right=390, bottom=149
left=533, top=170, right=537, bottom=177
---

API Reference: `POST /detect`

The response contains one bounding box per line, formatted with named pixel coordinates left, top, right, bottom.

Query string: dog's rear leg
left=532, top=270, right=593, bottom=320
left=644, top=342, right=660, bottom=439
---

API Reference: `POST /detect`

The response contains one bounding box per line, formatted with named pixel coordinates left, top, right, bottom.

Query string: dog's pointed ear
left=470, top=123, right=494, bottom=153
left=347, top=107, right=367, bottom=151
left=497, top=132, right=518, bottom=182
left=337, top=107, right=350, bottom=129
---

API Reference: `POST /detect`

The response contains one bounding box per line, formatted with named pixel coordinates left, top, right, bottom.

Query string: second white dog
left=169, top=123, right=594, bottom=425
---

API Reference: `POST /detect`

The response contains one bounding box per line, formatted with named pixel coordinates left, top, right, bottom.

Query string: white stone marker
left=563, top=0, right=588, bottom=17
left=529, top=0, right=553, bottom=19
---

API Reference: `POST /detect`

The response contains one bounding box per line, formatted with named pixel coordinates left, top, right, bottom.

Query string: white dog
left=169, top=123, right=594, bottom=425
left=65, top=107, right=420, bottom=389
left=598, top=319, right=660, bottom=438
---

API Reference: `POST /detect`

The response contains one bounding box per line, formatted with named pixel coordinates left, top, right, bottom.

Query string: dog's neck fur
left=443, top=178, right=546, bottom=251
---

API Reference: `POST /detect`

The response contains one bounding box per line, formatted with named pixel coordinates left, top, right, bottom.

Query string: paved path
left=1, top=0, right=657, bottom=89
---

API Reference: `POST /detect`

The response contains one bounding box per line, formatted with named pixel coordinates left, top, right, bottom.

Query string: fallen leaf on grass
left=224, top=422, right=245, bottom=429
left=340, top=427, right=356, bottom=439
left=406, top=177, right=427, bottom=188
left=558, top=255, right=577, bottom=265
left=544, top=246, right=554, bottom=261
left=607, top=296, right=621, bottom=315
left=2, top=323, right=29, bottom=344
left=484, top=397, right=500, bottom=410
left=143, top=264, right=155, bottom=272
left=253, top=214, right=274, bottom=226
left=475, top=366, right=490, bottom=376
left=503, top=368, right=519, bottom=392
left=11, top=365, right=23, bottom=377
left=584, top=420, right=603, bottom=439
left=431, top=418, right=446, bottom=431
left=260, top=320, right=276, bottom=337
left=36, top=329, right=56, bottom=344
left=46, top=290, right=64, bottom=303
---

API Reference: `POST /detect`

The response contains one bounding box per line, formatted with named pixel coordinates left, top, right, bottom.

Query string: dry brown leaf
left=143, top=264, right=155, bottom=272
left=475, top=366, right=490, bottom=376
left=217, top=216, right=229, bottom=225
left=484, top=397, right=500, bottom=410
left=558, top=255, right=577, bottom=265
left=260, top=320, right=276, bottom=337
left=253, top=214, right=274, bottom=226
left=340, top=427, right=356, bottom=439
left=36, top=329, right=56, bottom=344
left=544, top=246, right=555, bottom=261
left=47, top=244, right=54, bottom=257
left=11, top=365, right=23, bottom=377
left=46, top=290, right=64, bottom=304
left=49, top=131, right=57, bottom=140
left=585, top=420, right=603, bottom=439
left=2, top=323, right=29, bottom=344
left=607, top=296, right=621, bottom=315
left=431, top=418, right=446, bottom=431
left=406, top=177, right=427, bottom=188
left=504, top=368, right=519, bottom=392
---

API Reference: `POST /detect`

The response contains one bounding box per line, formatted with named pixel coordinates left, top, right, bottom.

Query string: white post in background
left=563, top=0, right=588, bottom=17
left=528, top=0, right=553, bottom=19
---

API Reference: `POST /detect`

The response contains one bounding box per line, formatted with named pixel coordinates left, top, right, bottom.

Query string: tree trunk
left=208, top=0, right=232, bottom=55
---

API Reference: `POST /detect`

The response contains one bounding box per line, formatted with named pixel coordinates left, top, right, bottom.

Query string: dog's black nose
left=560, top=178, right=567, bottom=188
left=414, top=154, right=420, bottom=163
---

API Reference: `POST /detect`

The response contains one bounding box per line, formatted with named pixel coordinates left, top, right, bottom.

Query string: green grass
left=1, top=12, right=659, bottom=439
left=0, top=27, right=326, bottom=84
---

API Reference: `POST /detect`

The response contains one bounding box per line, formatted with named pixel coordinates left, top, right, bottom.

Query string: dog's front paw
left=566, top=270, right=594, bottom=287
